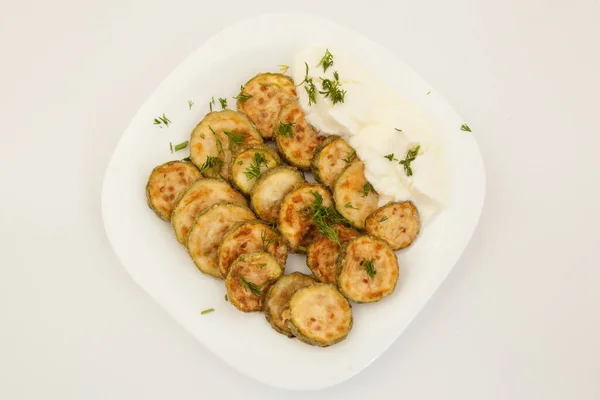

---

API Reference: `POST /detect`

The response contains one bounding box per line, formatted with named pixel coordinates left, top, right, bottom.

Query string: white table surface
left=1, top=0, right=599, bottom=399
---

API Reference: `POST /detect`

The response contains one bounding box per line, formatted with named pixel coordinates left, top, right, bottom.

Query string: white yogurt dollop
left=292, top=46, right=447, bottom=224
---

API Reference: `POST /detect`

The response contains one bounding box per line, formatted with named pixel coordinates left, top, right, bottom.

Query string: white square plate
left=101, top=13, right=485, bottom=390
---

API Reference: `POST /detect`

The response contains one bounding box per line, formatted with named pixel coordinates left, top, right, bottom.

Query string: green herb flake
left=224, top=131, right=244, bottom=149
left=244, top=152, right=269, bottom=181
left=182, top=156, right=191, bottom=162
left=234, top=85, right=252, bottom=103
left=188, top=100, right=194, bottom=110
left=427, top=91, right=431, bottom=95
left=209, top=97, right=215, bottom=112
left=394, top=128, right=403, bottom=132
left=278, top=121, right=295, bottom=137
left=154, top=113, right=171, bottom=128
left=302, top=190, right=346, bottom=245
left=361, top=182, right=375, bottom=197
left=258, top=263, right=266, bottom=269
left=297, top=245, right=307, bottom=252
left=380, top=215, right=389, bottom=222
left=240, top=275, right=267, bottom=296
left=201, top=308, right=215, bottom=315
left=224, top=294, right=228, bottom=302
left=174, top=140, right=189, bottom=152
left=317, top=49, right=334, bottom=72
left=361, top=259, right=377, bottom=278
left=169, top=142, right=173, bottom=153
left=399, top=145, right=420, bottom=177
left=261, top=229, right=276, bottom=251
left=305, top=79, right=317, bottom=106
left=198, top=155, right=223, bottom=175
left=218, top=97, right=228, bottom=109
left=384, top=153, right=397, bottom=162
left=345, top=202, right=358, bottom=210
left=461, top=124, right=472, bottom=132
left=319, top=75, right=346, bottom=105
left=279, top=64, right=289, bottom=74
left=342, top=149, right=356, bottom=163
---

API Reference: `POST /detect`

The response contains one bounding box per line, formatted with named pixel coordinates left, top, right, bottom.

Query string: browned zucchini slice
left=250, top=166, right=305, bottom=223
left=337, top=236, right=399, bottom=303
left=146, top=161, right=202, bottom=221
left=217, top=221, right=288, bottom=278
left=274, top=100, right=322, bottom=170
left=171, top=179, right=246, bottom=244
left=225, top=252, right=283, bottom=312
left=365, top=201, right=421, bottom=250
left=277, top=184, right=333, bottom=251
left=306, top=225, right=360, bottom=284
left=288, top=284, right=353, bottom=347
left=228, top=145, right=281, bottom=195
left=264, top=272, right=317, bottom=337
left=236, top=73, right=297, bottom=139
left=189, top=110, right=263, bottom=179
left=333, top=159, right=379, bottom=229
left=187, top=203, right=255, bottom=278
left=311, top=136, right=355, bottom=189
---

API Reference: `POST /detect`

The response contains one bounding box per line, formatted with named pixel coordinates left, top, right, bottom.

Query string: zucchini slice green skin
left=226, top=251, right=283, bottom=312
left=336, top=235, right=399, bottom=303
left=217, top=220, right=288, bottom=278
left=277, top=183, right=333, bottom=252
left=365, top=201, right=421, bottom=250
left=171, top=178, right=247, bottom=245
left=146, top=161, right=202, bottom=221
left=189, top=110, right=263, bottom=180
left=236, top=73, right=297, bottom=139
left=311, top=136, right=355, bottom=189
left=333, top=159, right=379, bottom=229
left=250, top=166, right=306, bottom=223
left=306, top=225, right=360, bottom=284
left=187, top=203, right=255, bottom=278
left=287, top=283, right=353, bottom=347
left=264, top=272, right=317, bottom=337
left=228, top=145, right=281, bottom=195
left=274, top=100, right=322, bottom=170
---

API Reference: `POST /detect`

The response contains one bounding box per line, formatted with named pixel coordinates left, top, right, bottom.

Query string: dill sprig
left=303, top=191, right=345, bottom=245
left=153, top=113, right=171, bottom=128
left=239, top=275, right=269, bottom=296
left=223, top=131, right=244, bottom=149
left=198, top=155, right=223, bottom=175
left=219, top=97, right=228, bottom=109
left=188, top=100, right=194, bottom=110
left=342, top=149, right=356, bottom=163
left=209, top=97, right=215, bottom=112
left=234, top=85, right=252, bottom=103
left=279, top=64, right=289, bottom=74
left=244, top=152, right=268, bottom=181
left=461, top=124, right=472, bottom=132
left=399, top=145, right=420, bottom=177
left=278, top=121, right=295, bottom=137
left=361, top=259, right=377, bottom=278
left=305, top=79, right=317, bottom=106
left=320, top=73, right=346, bottom=105
left=344, top=202, right=358, bottom=210
left=361, top=182, right=375, bottom=197
left=317, top=49, right=334, bottom=72
left=380, top=215, right=389, bottom=222
left=261, top=229, right=276, bottom=251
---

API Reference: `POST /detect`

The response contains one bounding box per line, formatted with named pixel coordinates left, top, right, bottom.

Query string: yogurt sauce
left=292, top=46, right=447, bottom=224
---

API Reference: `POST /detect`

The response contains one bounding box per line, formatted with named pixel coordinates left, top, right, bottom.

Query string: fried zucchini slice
left=274, top=100, right=322, bottom=170
left=218, top=221, right=288, bottom=278
left=337, top=236, right=399, bottom=303
left=226, top=252, right=283, bottom=312
left=236, top=73, right=297, bottom=139
left=171, top=179, right=246, bottom=244
left=288, top=284, right=353, bottom=347
left=333, top=159, right=379, bottom=229
left=311, top=136, right=356, bottom=189
left=187, top=203, right=255, bottom=278
left=365, top=201, right=421, bottom=250
left=228, top=145, right=281, bottom=195
left=250, top=166, right=306, bottom=223
left=264, top=272, right=316, bottom=337
left=146, top=161, right=202, bottom=221
left=277, top=184, right=333, bottom=252
left=189, top=110, right=263, bottom=180
left=306, top=225, right=360, bottom=284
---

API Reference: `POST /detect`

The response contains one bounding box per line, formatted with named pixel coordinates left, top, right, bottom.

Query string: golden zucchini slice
left=226, top=252, right=283, bottom=312
left=171, top=179, right=246, bottom=244
left=187, top=203, right=255, bottom=278
left=288, top=284, right=353, bottom=347
left=146, top=161, right=202, bottom=221
left=218, top=221, right=288, bottom=278
left=333, top=159, right=379, bottom=229
left=236, top=73, right=297, bottom=139
left=274, top=100, right=322, bottom=170
left=311, top=135, right=356, bottom=189
left=264, top=272, right=316, bottom=337
left=277, top=184, right=333, bottom=252
left=337, top=236, right=399, bottom=303
left=228, top=145, right=281, bottom=195
left=306, top=225, right=360, bottom=284
left=189, top=110, right=263, bottom=179
left=250, top=166, right=306, bottom=223
left=365, top=201, right=421, bottom=250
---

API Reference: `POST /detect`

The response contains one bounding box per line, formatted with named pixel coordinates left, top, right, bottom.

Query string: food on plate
left=337, top=236, right=399, bottom=303
left=228, top=145, right=281, bottom=194
left=226, top=251, right=284, bottom=312
left=365, top=201, right=420, bottom=250
left=236, top=73, right=297, bottom=139
left=250, top=166, right=305, bottom=223
left=146, top=161, right=202, bottom=221
left=287, top=283, right=353, bottom=347
left=333, top=159, right=379, bottom=229
left=306, top=225, right=360, bottom=284
left=218, top=221, right=288, bottom=278
left=311, top=135, right=355, bottom=189
left=189, top=110, right=263, bottom=179
left=274, top=99, right=322, bottom=170
left=264, top=272, right=316, bottom=337
left=187, top=203, right=255, bottom=278
left=277, top=183, right=335, bottom=252
left=171, top=179, right=247, bottom=244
